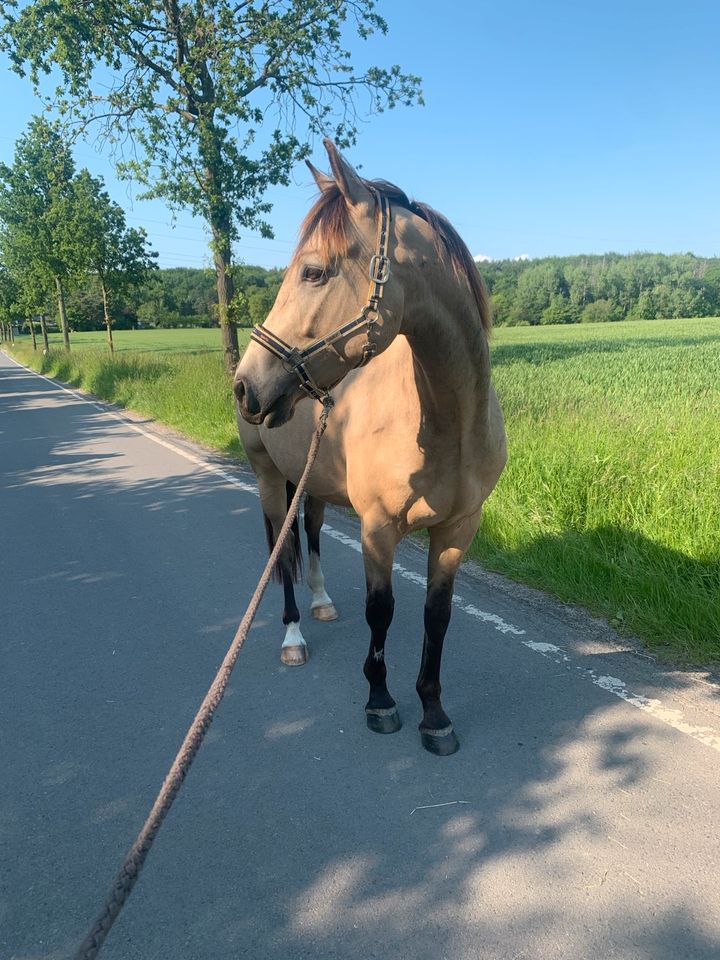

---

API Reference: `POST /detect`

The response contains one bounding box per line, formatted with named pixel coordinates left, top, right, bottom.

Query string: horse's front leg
left=362, top=521, right=402, bottom=735
left=416, top=518, right=479, bottom=755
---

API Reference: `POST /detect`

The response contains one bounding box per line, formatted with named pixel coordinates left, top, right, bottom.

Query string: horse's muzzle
left=234, top=376, right=264, bottom=424
left=234, top=375, right=296, bottom=428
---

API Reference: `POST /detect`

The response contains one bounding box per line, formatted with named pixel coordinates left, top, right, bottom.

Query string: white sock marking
left=308, top=551, right=333, bottom=609
left=282, top=621, right=307, bottom=650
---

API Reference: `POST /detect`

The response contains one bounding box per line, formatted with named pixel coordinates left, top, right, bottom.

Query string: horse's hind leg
left=255, top=469, right=307, bottom=666
left=416, top=518, right=478, bottom=756
left=304, top=495, right=338, bottom=621
left=362, top=519, right=402, bottom=735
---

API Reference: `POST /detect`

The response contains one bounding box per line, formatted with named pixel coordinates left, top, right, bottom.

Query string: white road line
left=4, top=350, right=720, bottom=756
left=523, top=642, right=720, bottom=753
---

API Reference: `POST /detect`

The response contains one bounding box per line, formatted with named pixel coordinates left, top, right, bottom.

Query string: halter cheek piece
left=250, top=190, right=391, bottom=407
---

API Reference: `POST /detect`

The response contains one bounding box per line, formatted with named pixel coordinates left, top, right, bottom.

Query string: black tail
left=263, top=481, right=304, bottom=584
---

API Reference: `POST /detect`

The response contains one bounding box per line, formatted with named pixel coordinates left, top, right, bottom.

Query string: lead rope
left=72, top=399, right=333, bottom=960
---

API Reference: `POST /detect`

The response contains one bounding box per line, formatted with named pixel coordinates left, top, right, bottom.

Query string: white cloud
left=473, top=253, right=492, bottom=262
left=513, top=253, right=530, bottom=261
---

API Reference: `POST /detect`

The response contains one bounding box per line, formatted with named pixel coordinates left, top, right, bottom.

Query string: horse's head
left=234, top=139, right=405, bottom=427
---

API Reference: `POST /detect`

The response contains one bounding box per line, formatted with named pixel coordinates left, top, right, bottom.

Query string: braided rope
left=72, top=403, right=331, bottom=960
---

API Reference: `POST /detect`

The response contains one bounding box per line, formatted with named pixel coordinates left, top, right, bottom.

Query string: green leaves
left=0, top=118, right=157, bottom=334
left=480, top=252, right=720, bottom=326
left=1, top=1, right=421, bottom=365
left=0, top=117, right=76, bottom=298
left=0, top=1, right=423, bottom=242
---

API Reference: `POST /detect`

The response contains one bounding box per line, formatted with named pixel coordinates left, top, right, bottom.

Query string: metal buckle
left=361, top=341, right=378, bottom=363
left=368, top=255, right=390, bottom=284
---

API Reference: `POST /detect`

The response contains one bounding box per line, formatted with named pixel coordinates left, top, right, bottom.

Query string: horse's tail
left=263, top=480, right=304, bottom=584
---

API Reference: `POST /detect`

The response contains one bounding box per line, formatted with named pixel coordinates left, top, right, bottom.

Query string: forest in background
left=23, top=250, right=720, bottom=334
left=43, top=264, right=285, bottom=332
left=478, top=252, right=720, bottom=325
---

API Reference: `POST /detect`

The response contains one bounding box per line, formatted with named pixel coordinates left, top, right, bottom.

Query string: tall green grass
left=475, top=318, right=720, bottom=663
left=7, top=317, right=720, bottom=663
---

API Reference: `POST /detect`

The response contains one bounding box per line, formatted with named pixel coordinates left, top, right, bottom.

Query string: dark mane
left=294, top=178, right=492, bottom=334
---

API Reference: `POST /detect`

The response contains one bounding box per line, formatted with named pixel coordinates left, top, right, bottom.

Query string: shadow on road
left=2, top=359, right=719, bottom=960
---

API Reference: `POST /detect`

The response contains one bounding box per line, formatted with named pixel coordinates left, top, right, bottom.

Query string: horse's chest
left=348, top=429, right=472, bottom=532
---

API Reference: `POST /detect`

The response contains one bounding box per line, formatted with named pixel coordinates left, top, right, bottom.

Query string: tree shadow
left=475, top=524, right=720, bottom=669
left=3, top=360, right=720, bottom=960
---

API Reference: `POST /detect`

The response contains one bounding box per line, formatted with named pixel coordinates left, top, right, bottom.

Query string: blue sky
left=1, top=0, right=718, bottom=269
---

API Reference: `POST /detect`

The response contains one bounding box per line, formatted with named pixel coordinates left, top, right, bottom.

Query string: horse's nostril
left=234, top=377, right=260, bottom=415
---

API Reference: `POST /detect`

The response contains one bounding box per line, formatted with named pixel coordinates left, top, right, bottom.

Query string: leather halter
left=250, top=190, right=391, bottom=406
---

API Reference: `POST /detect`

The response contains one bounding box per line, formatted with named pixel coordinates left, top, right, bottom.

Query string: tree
left=0, top=264, right=21, bottom=341
left=581, top=299, right=619, bottom=323
left=69, top=170, right=157, bottom=352
left=1, top=1, right=422, bottom=371
left=541, top=293, right=575, bottom=325
left=0, top=117, right=77, bottom=350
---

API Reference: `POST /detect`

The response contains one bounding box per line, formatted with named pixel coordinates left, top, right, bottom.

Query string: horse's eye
left=302, top=265, right=327, bottom=284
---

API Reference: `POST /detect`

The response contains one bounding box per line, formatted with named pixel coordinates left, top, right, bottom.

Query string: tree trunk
left=9, top=321, right=15, bottom=345
left=200, top=114, right=240, bottom=375
left=101, top=280, right=114, bottom=354
left=212, top=225, right=239, bottom=374
left=28, top=316, right=38, bottom=350
left=39, top=313, right=50, bottom=353
left=55, top=275, right=71, bottom=351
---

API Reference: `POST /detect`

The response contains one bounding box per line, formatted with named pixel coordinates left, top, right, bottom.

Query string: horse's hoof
left=366, top=706, right=402, bottom=734
left=281, top=644, right=308, bottom=666
left=420, top=724, right=460, bottom=756
left=311, top=603, right=338, bottom=622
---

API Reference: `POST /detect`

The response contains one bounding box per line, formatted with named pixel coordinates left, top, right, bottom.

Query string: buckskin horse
left=234, top=140, right=506, bottom=755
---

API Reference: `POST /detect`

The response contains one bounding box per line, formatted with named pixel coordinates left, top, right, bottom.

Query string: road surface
left=2, top=350, right=720, bottom=960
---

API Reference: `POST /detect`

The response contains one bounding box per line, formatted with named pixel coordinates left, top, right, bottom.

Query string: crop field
left=7, top=316, right=720, bottom=663
left=476, top=317, right=720, bottom=663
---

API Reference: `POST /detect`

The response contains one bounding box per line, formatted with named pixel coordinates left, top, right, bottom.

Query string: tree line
left=478, top=253, right=720, bottom=326
left=0, top=117, right=156, bottom=353
left=55, top=264, right=284, bottom=333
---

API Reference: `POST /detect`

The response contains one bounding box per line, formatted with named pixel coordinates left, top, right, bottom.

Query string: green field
left=7, top=317, right=720, bottom=664
left=38, top=327, right=239, bottom=353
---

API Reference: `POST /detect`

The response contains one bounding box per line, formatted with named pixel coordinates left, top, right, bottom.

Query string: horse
left=234, top=140, right=506, bottom=755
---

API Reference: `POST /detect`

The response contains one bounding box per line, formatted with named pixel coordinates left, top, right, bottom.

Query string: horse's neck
left=401, top=286, right=491, bottom=428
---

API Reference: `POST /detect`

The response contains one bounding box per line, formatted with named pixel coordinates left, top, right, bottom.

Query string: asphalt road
left=2, top=349, right=720, bottom=960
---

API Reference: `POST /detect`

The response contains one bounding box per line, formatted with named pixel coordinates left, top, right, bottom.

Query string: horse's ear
left=323, top=138, right=372, bottom=207
left=305, top=159, right=334, bottom=193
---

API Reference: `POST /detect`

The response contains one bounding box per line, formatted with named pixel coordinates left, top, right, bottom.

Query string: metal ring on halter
left=250, top=190, right=392, bottom=401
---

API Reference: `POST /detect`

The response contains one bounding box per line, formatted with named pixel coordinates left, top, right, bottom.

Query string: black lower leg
left=304, top=495, right=323, bottom=558
left=416, top=582, right=459, bottom=755
left=281, top=557, right=300, bottom=626
left=363, top=585, right=401, bottom=734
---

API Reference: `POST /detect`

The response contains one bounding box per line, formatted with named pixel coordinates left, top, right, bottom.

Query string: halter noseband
left=250, top=190, right=391, bottom=406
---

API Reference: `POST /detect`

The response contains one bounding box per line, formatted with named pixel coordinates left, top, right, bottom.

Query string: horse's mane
left=294, top=179, right=492, bottom=335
